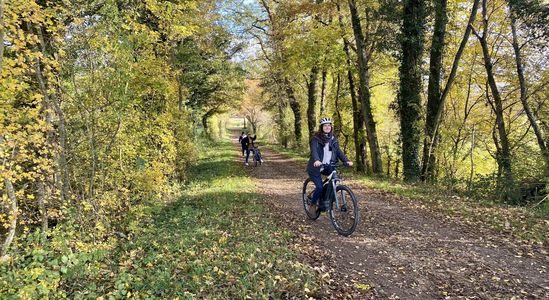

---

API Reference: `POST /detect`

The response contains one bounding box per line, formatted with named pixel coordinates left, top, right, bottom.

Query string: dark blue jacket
left=241, top=135, right=256, bottom=149
left=241, top=136, right=249, bottom=149
left=307, top=135, right=349, bottom=174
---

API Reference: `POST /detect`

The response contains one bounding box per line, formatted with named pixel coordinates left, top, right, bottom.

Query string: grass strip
left=75, top=140, right=319, bottom=299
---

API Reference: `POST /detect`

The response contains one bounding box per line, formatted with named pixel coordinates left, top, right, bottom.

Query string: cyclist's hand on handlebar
left=346, top=161, right=353, bottom=167
left=313, top=160, right=322, bottom=167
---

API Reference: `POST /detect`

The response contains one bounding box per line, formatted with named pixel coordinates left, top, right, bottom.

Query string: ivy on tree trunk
left=398, top=0, right=425, bottom=182
left=421, top=0, right=447, bottom=182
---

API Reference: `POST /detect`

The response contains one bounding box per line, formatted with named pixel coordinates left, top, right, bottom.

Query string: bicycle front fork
left=332, top=180, right=349, bottom=211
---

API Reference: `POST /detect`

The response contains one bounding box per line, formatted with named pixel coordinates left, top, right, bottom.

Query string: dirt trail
left=235, top=136, right=548, bottom=299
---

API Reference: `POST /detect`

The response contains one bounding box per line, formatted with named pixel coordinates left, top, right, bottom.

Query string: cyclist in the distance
left=307, top=118, right=353, bottom=211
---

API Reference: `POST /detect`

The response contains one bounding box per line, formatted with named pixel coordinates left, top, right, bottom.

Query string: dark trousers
left=244, top=149, right=250, bottom=163
left=309, top=173, right=322, bottom=204
left=308, top=166, right=334, bottom=204
left=308, top=171, right=324, bottom=204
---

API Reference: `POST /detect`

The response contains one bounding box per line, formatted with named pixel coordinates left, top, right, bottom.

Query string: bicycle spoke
left=329, top=185, right=359, bottom=236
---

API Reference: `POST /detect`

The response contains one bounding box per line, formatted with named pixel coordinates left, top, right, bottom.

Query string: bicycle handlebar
left=320, top=162, right=350, bottom=168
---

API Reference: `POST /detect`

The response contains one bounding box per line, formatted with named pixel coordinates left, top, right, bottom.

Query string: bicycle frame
left=324, top=169, right=345, bottom=211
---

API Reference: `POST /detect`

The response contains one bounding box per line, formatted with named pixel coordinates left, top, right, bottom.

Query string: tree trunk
left=334, top=74, right=350, bottom=153
left=320, top=68, right=328, bottom=116
left=37, top=180, right=48, bottom=239
left=28, top=23, right=64, bottom=231
left=348, top=62, right=369, bottom=174
left=395, top=158, right=401, bottom=179
left=277, top=101, right=289, bottom=148
left=468, top=125, right=475, bottom=193
left=337, top=3, right=368, bottom=173
left=348, top=69, right=369, bottom=174
left=474, top=0, right=515, bottom=200
left=246, top=115, right=258, bottom=134
left=31, top=23, right=70, bottom=204
left=386, top=146, right=392, bottom=177
left=202, top=108, right=218, bottom=137
left=52, top=91, right=69, bottom=203
left=202, top=115, right=209, bottom=135
left=88, top=109, right=97, bottom=199
left=421, top=0, right=480, bottom=182
left=307, top=65, right=319, bottom=139
left=285, top=79, right=303, bottom=147
left=0, top=134, right=17, bottom=258
left=398, top=0, right=426, bottom=182
left=334, top=74, right=342, bottom=129
left=509, top=3, right=548, bottom=175
left=1, top=178, right=17, bottom=258
left=421, top=0, right=447, bottom=182
left=348, top=0, right=383, bottom=175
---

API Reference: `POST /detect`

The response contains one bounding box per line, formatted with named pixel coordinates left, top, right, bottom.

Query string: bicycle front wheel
left=329, top=185, right=359, bottom=236
left=302, top=178, right=320, bottom=220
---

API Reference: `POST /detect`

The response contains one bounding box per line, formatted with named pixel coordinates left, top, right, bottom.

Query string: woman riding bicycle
left=307, top=118, right=353, bottom=211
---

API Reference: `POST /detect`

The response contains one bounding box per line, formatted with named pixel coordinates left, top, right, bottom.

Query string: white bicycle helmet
left=319, top=117, right=332, bottom=125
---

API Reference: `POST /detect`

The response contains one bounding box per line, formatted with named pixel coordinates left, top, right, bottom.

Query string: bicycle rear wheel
left=329, top=185, right=359, bottom=236
left=302, top=178, right=320, bottom=220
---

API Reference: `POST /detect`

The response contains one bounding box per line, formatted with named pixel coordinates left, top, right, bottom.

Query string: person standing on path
left=239, top=132, right=247, bottom=156
left=241, top=133, right=256, bottom=166
left=307, top=118, right=353, bottom=210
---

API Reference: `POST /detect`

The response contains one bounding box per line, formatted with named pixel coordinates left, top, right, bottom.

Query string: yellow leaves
left=169, top=24, right=196, bottom=40
left=218, top=235, right=228, bottom=245
left=95, top=221, right=107, bottom=236
left=28, top=267, right=45, bottom=280
left=212, top=266, right=225, bottom=276
left=82, top=202, right=93, bottom=212
left=354, top=282, right=372, bottom=290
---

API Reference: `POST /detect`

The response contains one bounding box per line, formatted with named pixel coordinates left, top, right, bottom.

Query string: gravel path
left=235, top=135, right=548, bottom=299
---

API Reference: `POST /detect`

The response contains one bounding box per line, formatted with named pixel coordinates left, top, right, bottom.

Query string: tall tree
left=319, top=68, right=328, bottom=116
left=336, top=2, right=369, bottom=173
left=347, top=0, right=383, bottom=174
left=472, top=0, right=515, bottom=200
left=398, top=0, right=426, bottom=182
left=420, top=0, right=447, bottom=182
left=508, top=0, right=548, bottom=175
left=258, top=0, right=304, bottom=146
left=420, top=0, right=481, bottom=182
left=285, top=79, right=303, bottom=146
left=306, top=0, right=325, bottom=139
left=307, top=65, right=320, bottom=138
